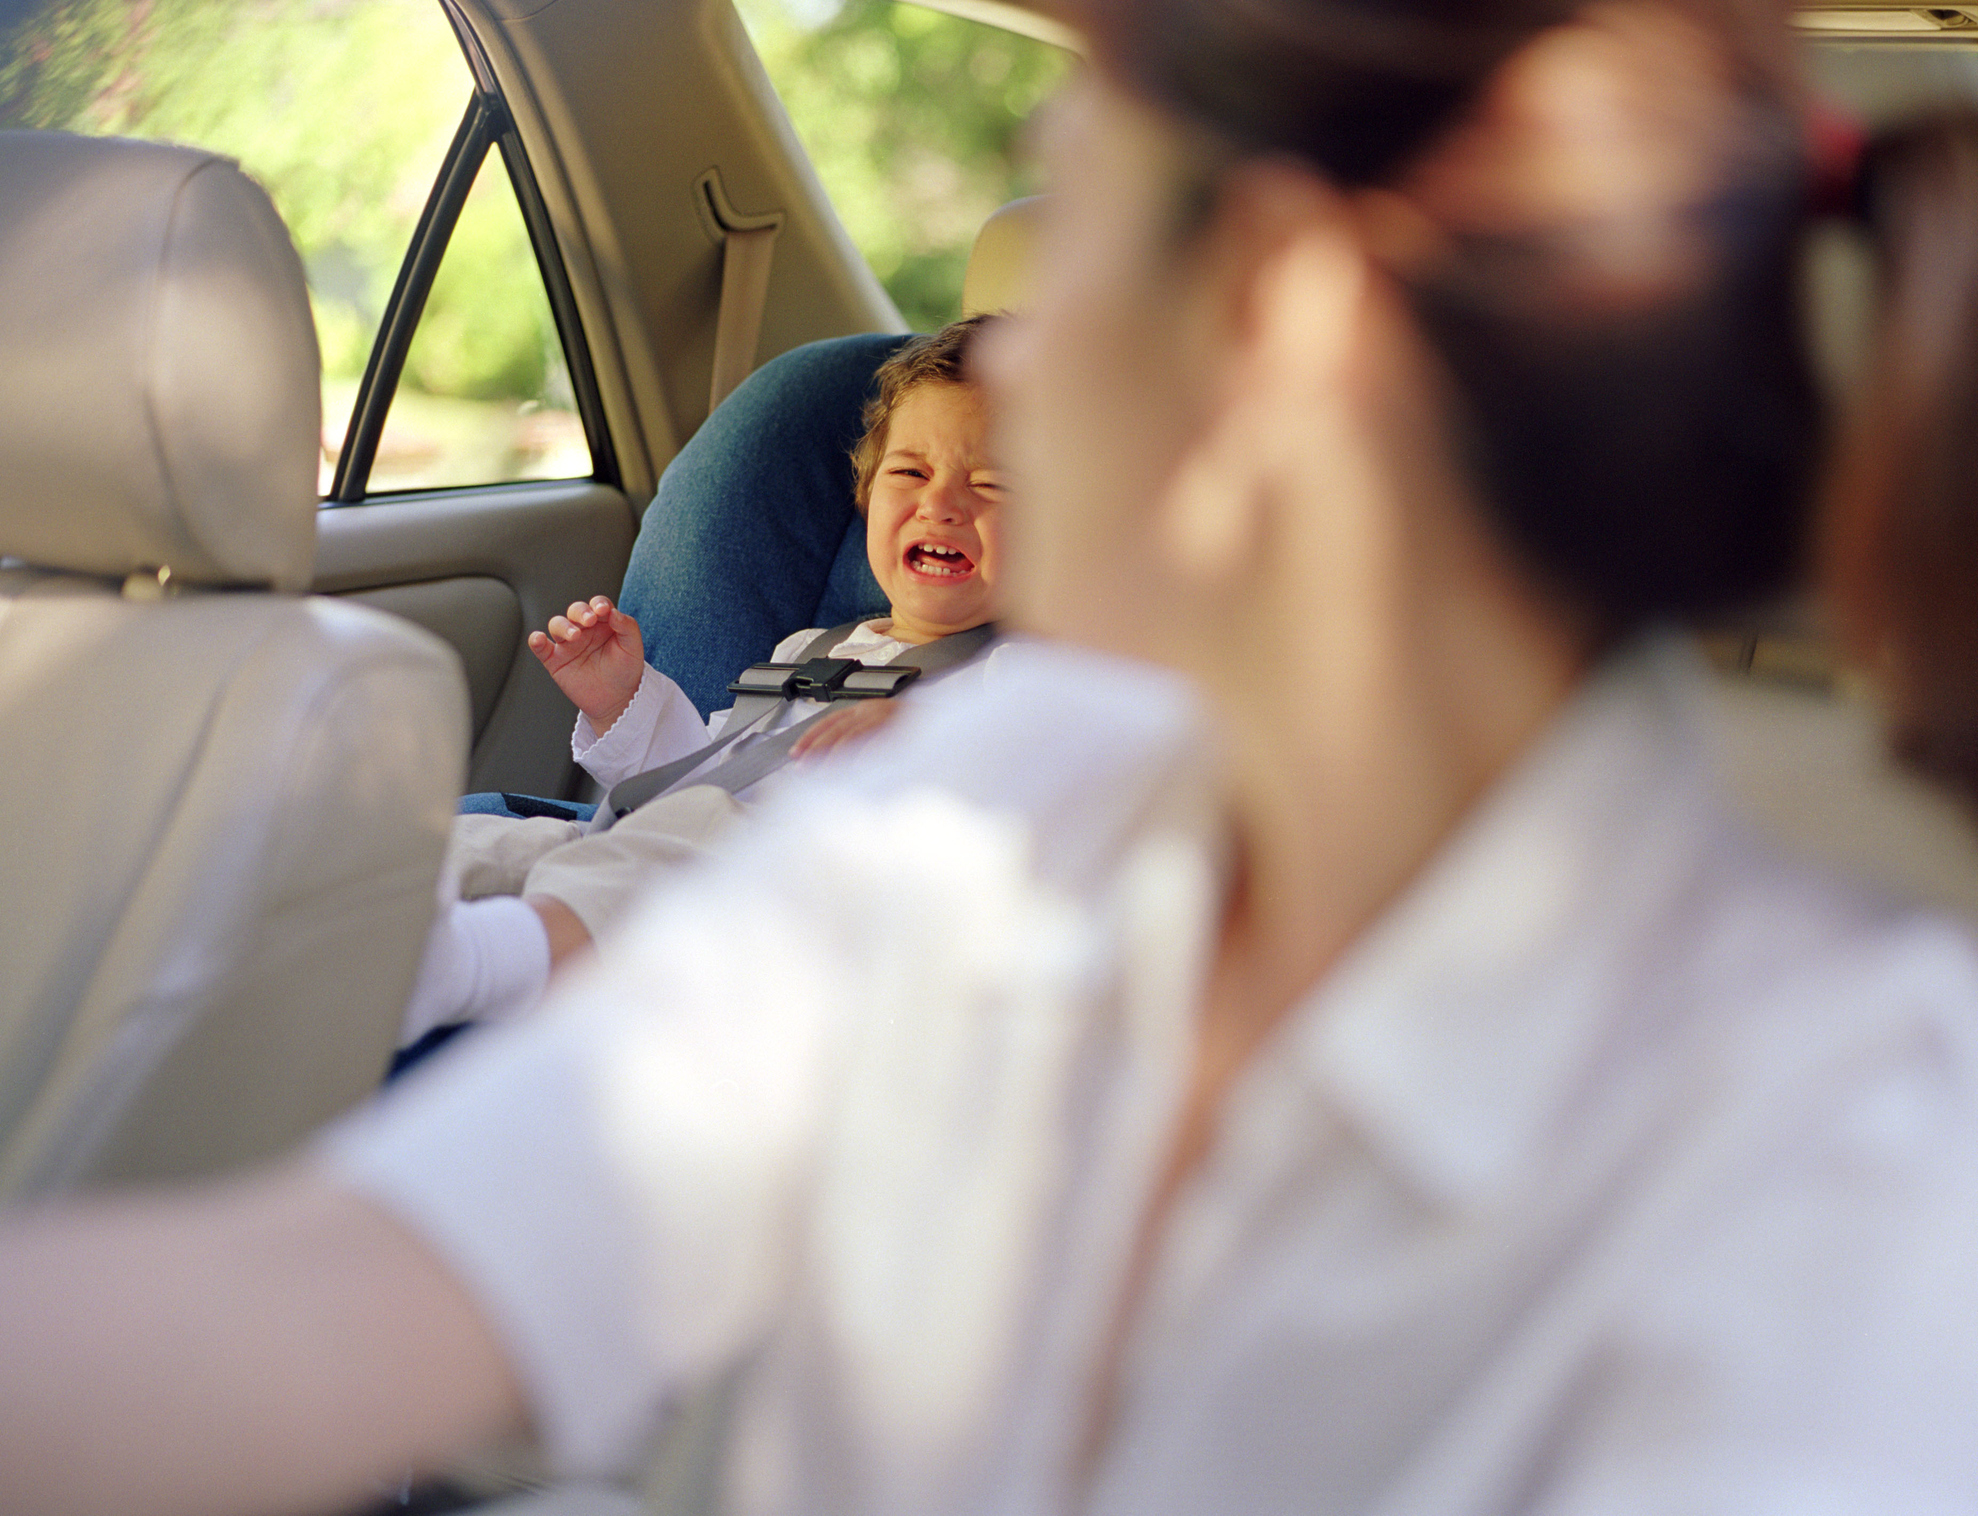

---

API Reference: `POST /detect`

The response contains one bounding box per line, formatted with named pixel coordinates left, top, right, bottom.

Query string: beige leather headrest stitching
left=0, top=132, right=320, bottom=591
left=963, top=195, right=1042, bottom=317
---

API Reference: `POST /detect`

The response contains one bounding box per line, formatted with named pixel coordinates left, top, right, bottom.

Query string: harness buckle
left=833, top=665, right=919, bottom=699
left=788, top=656, right=859, bottom=696
left=727, top=659, right=921, bottom=701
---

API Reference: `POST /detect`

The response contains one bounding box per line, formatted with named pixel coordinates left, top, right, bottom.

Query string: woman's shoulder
left=1693, top=820, right=1978, bottom=1066
left=1549, top=860, right=1978, bottom=1502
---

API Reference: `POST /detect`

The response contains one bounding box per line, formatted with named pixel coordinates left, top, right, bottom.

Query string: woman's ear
left=1150, top=161, right=1373, bottom=590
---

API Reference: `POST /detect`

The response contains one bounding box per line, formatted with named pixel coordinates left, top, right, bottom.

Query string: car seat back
left=963, top=195, right=1041, bottom=316
left=618, top=332, right=908, bottom=717
left=0, top=132, right=467, bottom=1195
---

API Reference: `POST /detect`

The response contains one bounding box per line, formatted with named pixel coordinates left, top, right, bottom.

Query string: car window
left=371, top=149, right=592, bottom=492
left=0, top=0, right=590, bottom=497
left=737, top=0, right=1071, bottom=329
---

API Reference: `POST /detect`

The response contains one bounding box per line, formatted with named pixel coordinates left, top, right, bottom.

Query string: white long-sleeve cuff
left=572, top=664, right=709, bottom=791
left=572, top=666, right=662, bottom=781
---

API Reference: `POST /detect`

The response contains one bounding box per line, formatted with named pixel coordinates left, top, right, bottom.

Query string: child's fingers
left=797, top=721, right=856, bottom=759
left=792, top=701, right=894, bottom=759
left=791, top=712, right=846, bottom=759
left=542, top=594, right=616, bottom=648
left=527, top=629, right=554, bottom=665
left=609, top=608, right=645, bottom=654
left=551, top=614, right=615, bottom=647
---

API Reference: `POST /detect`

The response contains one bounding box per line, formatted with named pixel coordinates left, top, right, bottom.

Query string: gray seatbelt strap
left=585, top=624, right=856, bottom=832
left=686, top=620, right=993, bottom=798
left=592, top=621, right=995, bottom=829
left=671, top=702, right=836, bottom=799
left=709, top=222, right=779, bottom=412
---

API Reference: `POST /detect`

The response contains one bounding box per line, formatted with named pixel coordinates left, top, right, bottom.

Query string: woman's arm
left=0, top=1165, right=525, bottom=1516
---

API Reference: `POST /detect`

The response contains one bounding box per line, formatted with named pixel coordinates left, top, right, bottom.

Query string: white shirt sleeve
left=319, top=836, right=845, bottom=1478
left=572, top=664, right=714, bottom=791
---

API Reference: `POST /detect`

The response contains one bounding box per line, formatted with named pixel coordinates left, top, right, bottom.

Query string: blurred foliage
left=0, top=0, right=1068, bottom=404
left=0, top=0, right=553, bottom=398
left=407, top=155, right=559, bottom=401
left=738, top=0, right=1069, bottom=330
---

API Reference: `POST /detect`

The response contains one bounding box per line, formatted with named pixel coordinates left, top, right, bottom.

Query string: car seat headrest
left=0, top=132, right=321, bottom=591
left=963, top=196, right=1042, bottom=317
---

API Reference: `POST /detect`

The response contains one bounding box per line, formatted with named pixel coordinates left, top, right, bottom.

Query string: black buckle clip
left=728, top=659, right=921, bottom=701
left=788, top=657, right=859, bottom=696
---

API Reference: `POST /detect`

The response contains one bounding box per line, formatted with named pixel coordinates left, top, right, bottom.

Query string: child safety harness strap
left=590, top=621, right=995, bottom=831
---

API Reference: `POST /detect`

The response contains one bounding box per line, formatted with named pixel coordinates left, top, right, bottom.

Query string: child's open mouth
left=905, top=542, right=976, bottom=580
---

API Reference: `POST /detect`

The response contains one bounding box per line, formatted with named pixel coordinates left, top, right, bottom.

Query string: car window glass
left=735, top=0, right=1070, bottom=329
left=369, top=150, right=592, bottom=493
left=0, top=0, right=474, bottom=494
left=0, top=0, right=589, bottom=497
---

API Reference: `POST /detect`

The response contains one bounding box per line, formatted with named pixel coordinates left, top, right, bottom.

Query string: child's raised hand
left=790, top=698, right=904, bottom=761
left=528, top=595, right=646, bottom=733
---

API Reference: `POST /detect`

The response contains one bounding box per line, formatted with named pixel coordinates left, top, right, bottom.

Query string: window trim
left=327, top=0, right=617, bottom=502
left=444, top=0, right=618, bottom=492
left=325, top=90, right=498, bottom=503
left=490, top=109, right=619, bottom=492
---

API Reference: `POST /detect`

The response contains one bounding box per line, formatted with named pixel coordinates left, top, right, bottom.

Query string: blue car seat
left=617, top=331, right=914, bottom=718
left=457, top=330, right=911, bottom=826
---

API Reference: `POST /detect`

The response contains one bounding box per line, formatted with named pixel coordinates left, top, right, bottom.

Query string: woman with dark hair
left=9, top=0, right=1978, bottom=1512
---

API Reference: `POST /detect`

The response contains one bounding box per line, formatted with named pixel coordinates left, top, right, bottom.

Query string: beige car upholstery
left=962, top=194, right=1041, bottom=316
left=1704, top=630, right=1978, bottom=924
left=0, top=132, right=468, bottom=1195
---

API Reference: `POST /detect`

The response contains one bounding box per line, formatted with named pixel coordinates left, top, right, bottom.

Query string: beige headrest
left=0, top=132, right=320, bottom=591
left=962, top=196, right=1043, bottom=317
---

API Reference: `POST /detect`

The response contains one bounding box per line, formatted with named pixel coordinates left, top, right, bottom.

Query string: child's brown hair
left=849, top=313, right=999, bottom=516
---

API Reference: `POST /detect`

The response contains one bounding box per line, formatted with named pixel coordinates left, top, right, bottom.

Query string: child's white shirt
left=401, top=620, right=962, bottom=1047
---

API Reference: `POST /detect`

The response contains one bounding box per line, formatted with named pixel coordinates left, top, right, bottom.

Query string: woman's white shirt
left=573, top=622, right=920, bottom=791
left=325, top=637, right=1978, bottom=1515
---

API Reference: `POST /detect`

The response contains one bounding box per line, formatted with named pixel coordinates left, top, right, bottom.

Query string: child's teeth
left=910, top=543, right=968, bottom=577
